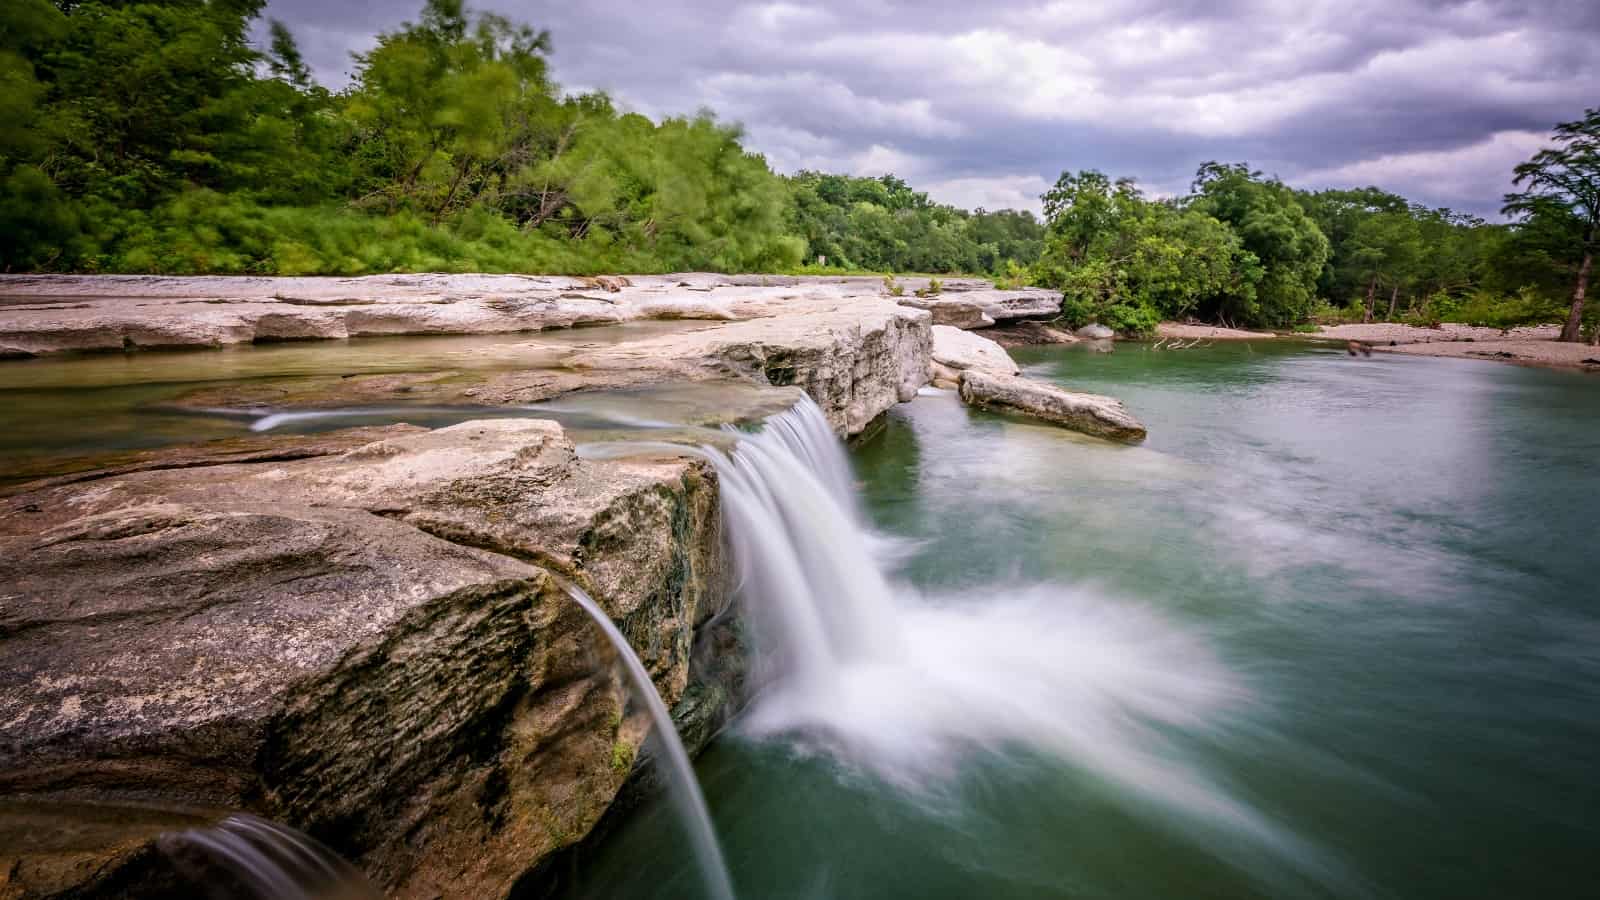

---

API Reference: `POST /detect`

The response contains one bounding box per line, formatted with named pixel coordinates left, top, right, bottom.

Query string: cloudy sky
left=260, top=0, right=1598, bottom=218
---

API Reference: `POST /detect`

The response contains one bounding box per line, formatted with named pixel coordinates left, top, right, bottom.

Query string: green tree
left=1034, top=170, right=1258, bottom=334
left=1188, top=162, right=1330, bottom=326
left=1503, top=109, right=1600, bottom=343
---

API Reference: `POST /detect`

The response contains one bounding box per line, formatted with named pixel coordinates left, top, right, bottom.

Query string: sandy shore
left=1314, top=323, right=1597, bottom=372
left=1317, top=322, right=1561, bottom=344
left=1157, top=322, right=1276, bottom=340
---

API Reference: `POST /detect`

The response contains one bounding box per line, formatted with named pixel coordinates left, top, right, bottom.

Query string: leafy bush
left=1439, top=287, right=1566, bottom=329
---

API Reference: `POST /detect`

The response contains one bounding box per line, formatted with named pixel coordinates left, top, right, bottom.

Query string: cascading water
left=561, top=581, right=737, bottom=900
left=159, top=814, right=380, bottom=900
left=585, top=395, right=1339, bottom=891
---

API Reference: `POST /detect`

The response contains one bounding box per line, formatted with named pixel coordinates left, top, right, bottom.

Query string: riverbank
left=1156, top=322, right=1276, bottom=340
left=1313, top=322, right=1597, bottom=372
left=0, top=273, right=1098, bottom=898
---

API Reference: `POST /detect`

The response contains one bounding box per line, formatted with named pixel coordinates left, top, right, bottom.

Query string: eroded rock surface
left=958, top=371, right=1147, bottom=443
left=0, top=419, right=730, bottom=900
left=893, top=288, right=1059, bottom=331
left=929, top=325, right=1019, bottom=389
left=895, top=295, right=994, bottom=329
left=985, top=320, right=1081, bottom=348
left=0, top=275, right=934, bottom=439
left=0, top=274, right=921, bottom=359
left=961, top=289, right=1062, bottom=323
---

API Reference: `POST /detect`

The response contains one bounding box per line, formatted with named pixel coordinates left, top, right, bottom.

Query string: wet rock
left=0, top=276, right=935, bottom=440
left=563, top=301, right=931, bottom=437
left=0, top=425, right=424, bottom=496
left=0, top=419, right=729, bottom=900
left=929, top=325, right=1019, bottom=389
left=957, top=370, right=1146, bottom=443
left=1075, top=323, right=1115, bottom=340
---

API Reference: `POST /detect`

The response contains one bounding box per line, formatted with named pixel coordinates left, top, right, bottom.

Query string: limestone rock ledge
left=929, top=325, right=1019, bottom=389
left=0, top=419, right=732, bottom=900
left=958, top=371, right=1148, bottom=443
left=0, top=274, right=934, bottom=439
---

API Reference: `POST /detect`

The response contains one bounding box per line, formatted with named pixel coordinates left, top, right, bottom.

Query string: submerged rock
left=0, top=419, right=731, bottom=899
left=929, top=325, right=1019, bottom=389
left=957, top=371, right=1147, bottom=443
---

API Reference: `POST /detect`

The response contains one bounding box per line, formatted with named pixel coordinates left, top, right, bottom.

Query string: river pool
left=559, top=341, right=1600, bottom=900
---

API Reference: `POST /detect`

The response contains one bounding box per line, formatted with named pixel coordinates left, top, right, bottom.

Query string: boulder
left=895, top=296, right=995, bottom=330
left=957, top=289, right=1062, bottom=322
left=1075, top=323, right=1115, bottom=340
left=557, top=302, right=932, bottom=437
left=929, top=325, right=1019, bottom=389
left=957, top=371, right=1146, bottom=443
left=0, top=419, right=732, bottom=900
left=985, top=321, right=1081, bottom=348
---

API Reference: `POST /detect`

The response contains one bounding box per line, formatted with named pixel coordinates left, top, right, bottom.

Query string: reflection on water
left=561, top=342, right=1600, bottom=900
left=0, top=320, right=703, bottom=391
left=0, top=324, right=787, bottom=484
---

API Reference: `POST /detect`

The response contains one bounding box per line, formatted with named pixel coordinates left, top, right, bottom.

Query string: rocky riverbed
left=0, top=274, right=1157, bottom=899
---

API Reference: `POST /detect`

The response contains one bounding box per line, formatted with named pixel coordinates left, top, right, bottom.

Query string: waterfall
left=159, top=814, right=380, bottom=900
left=561, top=581, right=737, bottom=900
left=577, top=395, right=1335, bottom=891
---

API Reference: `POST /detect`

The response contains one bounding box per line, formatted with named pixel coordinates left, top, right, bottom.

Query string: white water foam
left=585, top=395, right=1346, bottom=893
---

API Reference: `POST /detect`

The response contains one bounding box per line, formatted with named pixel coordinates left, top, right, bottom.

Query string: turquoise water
left=560, top=342, right=1600, bottom=899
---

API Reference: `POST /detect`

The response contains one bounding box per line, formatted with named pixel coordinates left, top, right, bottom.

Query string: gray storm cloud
left=259, top=0, right=1599, bottom=216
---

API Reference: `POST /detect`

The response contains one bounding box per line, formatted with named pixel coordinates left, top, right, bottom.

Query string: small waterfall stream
left=561, top=581, right=737, bottom=900
left=160, top=814, right=380, bottom=900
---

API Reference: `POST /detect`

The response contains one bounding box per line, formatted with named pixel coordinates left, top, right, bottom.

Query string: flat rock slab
left=0, top=273, right=921, bottom=357
left=0, top=418, right=726, bottom=899
left=984, top=321, right=1080, bottom=348
left=930, top=325, right=1019, bottom=388
left=958, top=370, right=1147, bottom=443
left=0, top=274, right=933, bottom=439
left=896, top=296, right=994, bottom=329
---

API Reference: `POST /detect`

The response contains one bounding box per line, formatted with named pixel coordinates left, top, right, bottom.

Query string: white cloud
left=921, top=174, right=1052, bottom=216
left=261, top=0, right=1600, bottom=215
left=1291, top=129, right=1551, bottom=212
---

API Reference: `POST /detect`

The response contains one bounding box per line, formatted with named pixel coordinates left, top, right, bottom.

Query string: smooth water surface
left=562, top=342, right=1600, bottom=900
left=0, top=321, right=705, bottom=476
left=0, top=321, right=788, bottom=484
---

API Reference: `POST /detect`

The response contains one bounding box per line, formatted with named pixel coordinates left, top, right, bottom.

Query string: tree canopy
left=0, top=0, right=1592, bottom=340
left=1502, top=108, right=1600, bottom=343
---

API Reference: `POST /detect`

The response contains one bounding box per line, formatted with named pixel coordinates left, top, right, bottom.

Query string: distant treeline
left=2, top=0, right=1594, bottom=338
left=0, top=0, right=1041, bottom=278
left=1034, top=156, right=1597, bottom=337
